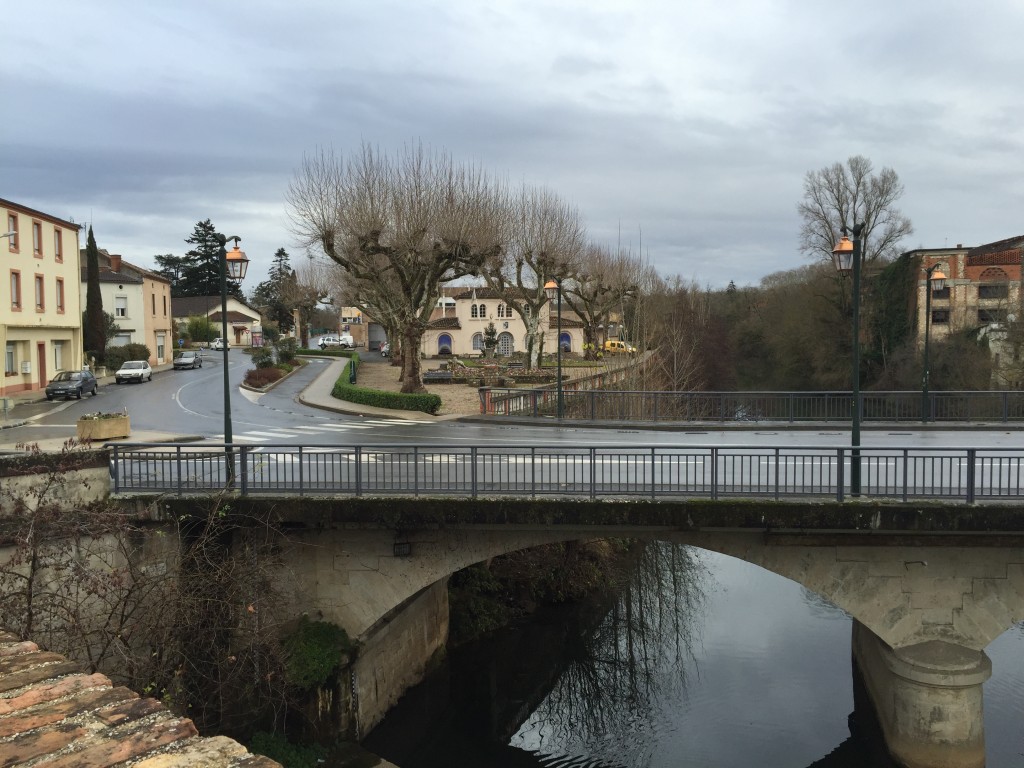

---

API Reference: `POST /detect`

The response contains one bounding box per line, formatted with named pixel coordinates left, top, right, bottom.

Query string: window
left=157, top=332, right=166, bottom=361
left=10, top=271, right=21, bottom=310
left=151, top=293, right=156, bottom=315
left=478, top=303, right=486, bottom=318
left=472, top=333, right=484, bottom=351
left=115, top=296, right=127, bottom=317
left=471, top=304, right=479, bottom=318
left=5, top=343, right=15, bottom=376
left=34, top=274, right=44, bottom=311
left=497, top=304, right=506, bottom=318
left=32, top=221, right=42, bottom=257
left=7, top=213, right=18, bottom=252
left=978, top=309, right=1006, bottom=324
left=522, top=305, right=531, bottom=318
left=931, top=286, right=949, bottom=300
left=931, top=309, right=949, bottom=324
left=53, top=342, right=64, bottom=371
left=55, top=278, right=65, bottom=313
left=978, top=284, right=1008, bottom=300
left=54, top=229, right=63, bottom=262
left=162, top=295, right=167, bottom=316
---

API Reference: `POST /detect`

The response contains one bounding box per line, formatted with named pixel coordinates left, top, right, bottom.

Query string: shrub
left=244, top=367, right=285, bottom=388
left=332, top=360, right=441, bottom=415
left=105, top=343, right=152, bottom=372
left=251, top=347, right=274, bottom=369
left=275, top=362, right=294, bottom=374
left=281, top=616, right=351, bottom=690
left=275, top=337, right=298, bottom=365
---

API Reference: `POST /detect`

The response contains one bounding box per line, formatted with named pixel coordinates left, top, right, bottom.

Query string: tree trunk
left=401, top=327, right=426, bottom=393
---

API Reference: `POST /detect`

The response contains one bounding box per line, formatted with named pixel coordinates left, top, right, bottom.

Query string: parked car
left=603, top=340, right=637, bottom=355
left=173, top=350, right=203, bottom=370
left=380, top=341, right=390, bottom=357
left=45, top=370, right=98, bottom=400
left=211, top=338, right=229, bottom=351
left=115, top=360, right=152, bottom=384
left=318, top=333, right=354, bottom=349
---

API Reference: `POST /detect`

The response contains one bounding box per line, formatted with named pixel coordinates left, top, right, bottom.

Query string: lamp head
left=224, top=238, right=249, bottom=284
left=544, top=279, right=559, bottom=301
left=929, top=267, right=946, bottom=292
left=831, top=236, right=854, bottom=274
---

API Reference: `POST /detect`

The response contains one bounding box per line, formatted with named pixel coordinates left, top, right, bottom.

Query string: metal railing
left=109, top=443, right=1024, bottom=503
left=480, top=389, right=1024, bottom=423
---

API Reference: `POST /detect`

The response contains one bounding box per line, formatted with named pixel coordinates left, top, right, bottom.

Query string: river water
left=364, top=544, right=1024, bottom=767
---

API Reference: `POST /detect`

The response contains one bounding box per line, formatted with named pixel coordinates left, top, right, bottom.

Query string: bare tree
left=561, top=243, right=639, bottom=360
left=646, top=276, right=712, bottom=393
left=478, top=185, right=585, bottom=368
left=288, top=143, right=502, bottom=392
left=798, top=155, right=913, bottom=264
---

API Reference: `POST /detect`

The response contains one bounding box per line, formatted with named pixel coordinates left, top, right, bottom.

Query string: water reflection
left=365, top=543, right=1024, bottom=768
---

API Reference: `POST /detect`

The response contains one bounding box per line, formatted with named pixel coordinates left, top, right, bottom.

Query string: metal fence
left=109, top=443, right=1024, bottom=503
left=480, top=389, right=1024, bottom=423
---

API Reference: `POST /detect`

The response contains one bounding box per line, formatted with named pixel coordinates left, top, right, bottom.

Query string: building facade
left=79, top=251, right=174, bottom=366
left=172, top=295, right=263, bottom=347
left=910, top=236, right=1023, bottom=386
left=420, top=287, right=583, bottom=358
left=1, top=199, right=83, bottom=397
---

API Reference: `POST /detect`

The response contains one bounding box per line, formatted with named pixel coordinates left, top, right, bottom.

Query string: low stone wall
left=0, top=631, right=281, bottom=766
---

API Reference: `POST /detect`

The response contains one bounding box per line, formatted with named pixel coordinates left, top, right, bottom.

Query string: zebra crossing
left=212, top=418, right=434, bottom=443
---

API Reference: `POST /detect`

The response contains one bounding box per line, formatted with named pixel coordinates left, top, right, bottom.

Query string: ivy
left=281, top=617, right=351, bottom=690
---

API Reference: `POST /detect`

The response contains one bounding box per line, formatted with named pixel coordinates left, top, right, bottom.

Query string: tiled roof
left=428, top=317, right=462, bottom=329
left=210, top=310, right=258, bottom=323
left=966, top=236, right=1023, bottom=266
left=548, top=316, right=585, bottom=329
left=172, top=296, right=260, bottom=319
left=453, top=287, right=504, bottom=300
left=0, top=631, right=281, bottom=767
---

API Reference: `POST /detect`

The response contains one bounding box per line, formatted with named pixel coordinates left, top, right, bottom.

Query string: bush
left=281, top=616, right=351, bottom=690
left=104, top=343, right=152, bottom=372
left=251, top=347, right=274, bottom=369
left=244, top=367, right=285, bottom=388
left=275, top=337, right=298, bottom=365
left=275, top=362, right=294, bottom=374
left=332, top=359, right=441, bottom=415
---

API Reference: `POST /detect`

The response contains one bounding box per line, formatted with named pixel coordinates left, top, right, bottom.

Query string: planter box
left=77, top=415, right=130, bottom=441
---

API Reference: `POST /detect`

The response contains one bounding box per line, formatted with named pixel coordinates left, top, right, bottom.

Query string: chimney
left=109, top=254, right=122, bottom=272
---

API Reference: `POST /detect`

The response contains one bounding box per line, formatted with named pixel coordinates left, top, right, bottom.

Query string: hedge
left=331, top=358, right=441, bottom=415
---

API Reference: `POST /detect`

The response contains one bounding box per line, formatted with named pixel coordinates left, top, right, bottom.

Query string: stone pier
left=852, top=621, right=992, bottom=768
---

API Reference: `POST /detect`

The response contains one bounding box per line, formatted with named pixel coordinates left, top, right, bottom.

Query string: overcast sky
left=5, top=1, right=1024, bottom=290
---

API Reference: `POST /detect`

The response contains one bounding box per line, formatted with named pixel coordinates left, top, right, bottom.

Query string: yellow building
left=1, top=198, right=83, bottom=397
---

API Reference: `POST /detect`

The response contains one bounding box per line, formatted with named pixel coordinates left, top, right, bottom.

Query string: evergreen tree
left=153, top=253, right=190, bottom=292
left=178, top=219, right=243, bottom=299
left=250, top=248, right=295, bottom=332
left=83, top=226, right=106, bottom=361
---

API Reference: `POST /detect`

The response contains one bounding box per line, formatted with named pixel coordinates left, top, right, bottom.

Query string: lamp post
left=544, top=278, right=564, bottom=419
left=218, top=234, right=249, bottom=482
left=921, top=264, right=947, bottom=423
left=832, top=224, right=865, bottom=496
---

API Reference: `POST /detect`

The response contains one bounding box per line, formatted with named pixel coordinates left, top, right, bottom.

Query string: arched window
left=471, top=304, right=479, bottom=318
left=497, top=304, right=506, bottom=318
left=522, top=305, right=531, bottom=318
left=438, top=334, right=453, bottom=356
left=559, top=332, right=571, bottom=353
left=979, top=268, right=1009, bottom=300
left=479, top=303, right=487, bottom=318
left=497, top=332, right=514, bottom=356
left=472, top=333, right=484, bottom=351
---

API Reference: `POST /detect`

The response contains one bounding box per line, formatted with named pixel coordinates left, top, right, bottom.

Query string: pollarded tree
left=560, top=243, right=640, bottom=361
left=798, top=155, right=913, bottom=264
left=288, top=143, right=502, bottom=392
left=479, top=184, right=585, bottom=368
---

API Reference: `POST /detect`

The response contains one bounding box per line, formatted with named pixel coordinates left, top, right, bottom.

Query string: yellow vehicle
left=603, top=340, right=637, bottom=355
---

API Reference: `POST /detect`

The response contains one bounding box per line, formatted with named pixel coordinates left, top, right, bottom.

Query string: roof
left=966, top=236, right=1023, bottom=267
left=210, top=310, right=259, bottom=323
left=79, top=250, right=170, bottom=284
left=172, top=296, right=260, bottom=319
left=548, top=316, right=585, bottom=329
left=453, top=287, right=504, bottom=300
left=428, top=317, right=463, bottom=329
left=80, top=269, right=144, bottom=285
left=0, top=197, right=80, bottom=230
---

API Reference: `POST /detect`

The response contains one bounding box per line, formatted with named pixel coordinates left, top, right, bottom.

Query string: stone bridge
left=205, top=495, right=1022, bottom=768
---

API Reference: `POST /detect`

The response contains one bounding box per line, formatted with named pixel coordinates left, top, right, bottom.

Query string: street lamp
left=544, top=278, right=564, bottom=419
left=218, top=234, right=248, bottom=482
left=832, top=223, right=865, bottom=497
left=921, top=264, right=947, bottom=423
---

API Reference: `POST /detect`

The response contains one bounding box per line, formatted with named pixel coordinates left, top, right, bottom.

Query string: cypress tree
left=83, top=226, right=106, bottom=362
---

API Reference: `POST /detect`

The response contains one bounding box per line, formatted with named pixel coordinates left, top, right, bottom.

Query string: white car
left=318, top=334, right=353, bottom=349
left=211, top=338, right=229, bottom=350
left=115, top=360, right=152, bottom=384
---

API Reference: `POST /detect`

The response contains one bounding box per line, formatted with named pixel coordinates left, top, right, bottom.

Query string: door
left=37, top=343, right=46, bottom=388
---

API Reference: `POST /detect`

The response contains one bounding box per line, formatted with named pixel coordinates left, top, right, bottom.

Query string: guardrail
left=109, top=443, right=1024, bottom=503
left=480, top=389, right=1024, bottom=423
